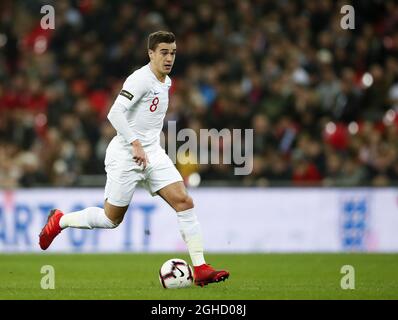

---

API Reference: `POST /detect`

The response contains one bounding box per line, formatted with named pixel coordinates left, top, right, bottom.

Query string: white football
left=159, top=258, right=193, bottom=289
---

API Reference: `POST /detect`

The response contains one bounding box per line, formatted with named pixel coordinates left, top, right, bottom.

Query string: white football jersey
left=112, top=63, right=171, bottom=152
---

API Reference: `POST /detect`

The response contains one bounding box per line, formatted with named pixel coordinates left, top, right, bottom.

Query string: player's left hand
left=131, top=140, right=149, bottom=169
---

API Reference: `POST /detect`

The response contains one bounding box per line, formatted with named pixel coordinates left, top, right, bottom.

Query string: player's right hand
left=131, top=140, right=149, bottom=169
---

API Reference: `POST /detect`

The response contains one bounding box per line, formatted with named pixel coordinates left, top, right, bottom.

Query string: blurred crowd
left=1, top=0, right=398, bottom=188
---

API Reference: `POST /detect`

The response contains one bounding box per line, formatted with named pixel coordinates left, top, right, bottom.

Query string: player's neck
left=149, top=63, right=166, bottom=83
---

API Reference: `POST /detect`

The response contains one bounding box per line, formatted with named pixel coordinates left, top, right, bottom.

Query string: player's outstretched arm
left=107, top=103, right=149, bottom=169
left=107, top=102, right=138, bottom=144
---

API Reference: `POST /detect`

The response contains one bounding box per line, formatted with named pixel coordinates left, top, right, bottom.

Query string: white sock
left=176, top=208, right=206, bottom=267
left=59, top=207, right=118, bottom=229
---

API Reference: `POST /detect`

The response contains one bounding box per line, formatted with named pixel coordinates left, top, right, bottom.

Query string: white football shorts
left=104, top=141, right=183, bottom=207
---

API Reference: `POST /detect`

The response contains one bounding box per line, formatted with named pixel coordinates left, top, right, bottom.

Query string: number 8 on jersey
left=150, top=97, right=159, bottom=112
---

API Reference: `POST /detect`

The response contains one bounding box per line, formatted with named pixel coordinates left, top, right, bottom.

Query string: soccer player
left=39, top=31, right=229, bottom=286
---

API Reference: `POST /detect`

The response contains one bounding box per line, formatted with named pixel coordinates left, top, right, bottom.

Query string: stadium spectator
left=1, top=0, right=398, bottom=187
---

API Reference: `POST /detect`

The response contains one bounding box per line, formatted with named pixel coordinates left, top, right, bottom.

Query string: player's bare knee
left=109, top=217, right=122, bottom=228
left=175, top=195, right=194, bottom=212
left=185, top=195, right=194, bottom=209
left=103, top=209, right=124, bottom=227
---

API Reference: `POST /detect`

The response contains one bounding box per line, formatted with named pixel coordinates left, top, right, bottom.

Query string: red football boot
left=39, top=209, right=64, bottom=250
left=194, top=264, right=230, bottom=287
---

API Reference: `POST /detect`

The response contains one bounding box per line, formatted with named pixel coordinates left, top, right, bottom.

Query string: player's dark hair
left=148, top=31, right=176, bottom=50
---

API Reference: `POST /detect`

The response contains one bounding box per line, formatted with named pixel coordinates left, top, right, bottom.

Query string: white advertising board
left=1, top=188, right=398, bottom=252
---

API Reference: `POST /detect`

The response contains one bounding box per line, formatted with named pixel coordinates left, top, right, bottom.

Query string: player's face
left=149, top=42, right=177, bottom=75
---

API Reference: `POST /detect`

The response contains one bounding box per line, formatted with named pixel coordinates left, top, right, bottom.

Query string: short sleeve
left=114, top=72, right=148, bottom=110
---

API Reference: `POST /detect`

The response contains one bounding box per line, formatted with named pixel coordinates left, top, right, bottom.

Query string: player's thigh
left=104, top=157, right=144, bottom=221
left=145, top=152, right=183, bottom=194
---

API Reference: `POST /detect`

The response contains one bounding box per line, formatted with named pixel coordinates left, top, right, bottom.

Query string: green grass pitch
left=1, top=253, right=397, bottom=299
